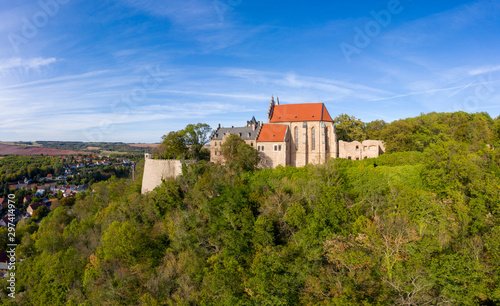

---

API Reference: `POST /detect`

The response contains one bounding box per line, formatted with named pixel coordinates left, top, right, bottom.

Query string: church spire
left=267, top=95, right=275, bottom=122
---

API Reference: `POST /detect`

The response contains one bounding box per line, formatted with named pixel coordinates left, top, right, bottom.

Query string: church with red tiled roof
left=210, top=97, right=385, bottom=168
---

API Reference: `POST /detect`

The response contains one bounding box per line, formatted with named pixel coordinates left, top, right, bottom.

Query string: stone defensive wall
left=141, top=154, right=192, bottom=194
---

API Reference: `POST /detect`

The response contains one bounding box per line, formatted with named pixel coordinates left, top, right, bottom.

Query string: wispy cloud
left=383, top=1, right=500, bottom=47
left=469, top=65, right=500, bottom=76
left=0, top=57, right=57, bottom=72
left=0, top=70, right=110, bottom=90
left=220, top=68, right=392, bottom=100
left=120, top=0, right=218, bottom=29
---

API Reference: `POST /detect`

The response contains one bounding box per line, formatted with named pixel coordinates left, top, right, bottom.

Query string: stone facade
left=277, top=121, right=338, bottom=167
left=256, top=124, right=290, bottom=168
left=338, top=140, right=386, bottom=160
left=141, top=154, right=192, bottom=194
left=256, top=98, right=339, bottom=168
left=210, top=117, right=261, bottom=165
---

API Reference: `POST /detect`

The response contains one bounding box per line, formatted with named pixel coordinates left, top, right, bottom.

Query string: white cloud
left=0, top=57, right=57, bottom=72
left=469, top=65, right=500, bottom=76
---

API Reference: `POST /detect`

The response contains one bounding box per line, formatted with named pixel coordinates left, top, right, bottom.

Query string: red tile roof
left=270, top=103, right=333, bottom=122
left=257, top=124, right=288, bottom=142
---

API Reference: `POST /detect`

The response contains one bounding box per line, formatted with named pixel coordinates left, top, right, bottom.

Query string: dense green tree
left=221, top=134, right=260, bottom=172
left=32, top=205, right=50, bottom=221
left=154, top=123, right=211, bottom=160
left=333, top=114, right=366, bottom=142
left=156, top=131, right=189, bottom=159
left=181, top=123, right=212, bottom=160
left=365, top=119, right=387, bottom=139
left=100, top=221, right=143, bottom=264
left=494, top=117, right=500, bottom=143
left=5, top=113, right=500, bottom=305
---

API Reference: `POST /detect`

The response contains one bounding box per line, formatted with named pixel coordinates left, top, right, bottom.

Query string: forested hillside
left=1, top=112, right=500, bottom=305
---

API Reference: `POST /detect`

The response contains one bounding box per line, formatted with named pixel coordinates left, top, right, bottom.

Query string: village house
left=0, top=198, right=8, bottom=212
left=27, top=202, right=47, bottom=216
left=0, top=252, right=8, bottom=278
left=23, top=195, right=33, bottom=206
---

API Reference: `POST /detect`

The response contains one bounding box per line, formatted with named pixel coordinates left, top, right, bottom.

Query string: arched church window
left=312, top=127, right=316, bottom=151
left=325, top=127, right=328, bottom=152
left=294, top=127, right=299, bottom=150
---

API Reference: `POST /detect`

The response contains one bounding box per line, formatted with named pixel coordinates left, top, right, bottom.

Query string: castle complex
left=210, top=97, right=385, bottom=168
left=142, top=98, right=386, bottom=194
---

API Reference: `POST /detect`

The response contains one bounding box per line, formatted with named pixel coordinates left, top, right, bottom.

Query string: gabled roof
left=257, top=124, right=288, bottom=142
left=28, top=202, right=45, bottom=211
left=269, top=103, right=333, bottom=122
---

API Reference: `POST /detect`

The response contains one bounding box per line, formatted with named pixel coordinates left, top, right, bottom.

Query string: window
left=257, top=145, right=265, bottom=152
left=311, top=127, right=316, bottom=151
left=273, top=145, right=282, bottom=151
left=214, top=142, right=217, bottom=146
left=294, top=127, right=299, bottom=150
left=251, top=142, right=253, bottom=146
left=325, top=127, right=328, bottom=152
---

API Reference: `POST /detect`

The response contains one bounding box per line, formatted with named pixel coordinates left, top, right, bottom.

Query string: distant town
left=0, top=153, right=137, bottom=230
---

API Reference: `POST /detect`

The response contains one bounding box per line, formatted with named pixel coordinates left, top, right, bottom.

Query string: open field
left=100, top=150, right=138, bottom=155
left=128, top=143, right=160, bottom=148
left=0, top=144, right=91, bottom=156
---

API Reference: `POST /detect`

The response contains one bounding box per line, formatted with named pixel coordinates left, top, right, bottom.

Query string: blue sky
left=1, top=0, right=500, bottom=143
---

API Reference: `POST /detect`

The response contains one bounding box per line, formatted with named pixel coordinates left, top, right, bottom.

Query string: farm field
left=0, top=144, right=90, bottom=156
